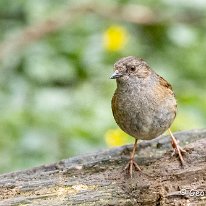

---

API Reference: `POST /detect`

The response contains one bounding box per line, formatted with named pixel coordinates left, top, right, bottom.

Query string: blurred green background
left=0, top=0, right=206, bottom=174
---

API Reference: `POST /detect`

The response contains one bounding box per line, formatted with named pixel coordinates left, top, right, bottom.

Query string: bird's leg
left=124, top=139, right=141, bottom=177
left=168, top=128, right=186, bottom=165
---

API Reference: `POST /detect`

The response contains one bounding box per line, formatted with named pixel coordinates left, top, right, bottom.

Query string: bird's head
left=110, top=56, right=152, bottom=83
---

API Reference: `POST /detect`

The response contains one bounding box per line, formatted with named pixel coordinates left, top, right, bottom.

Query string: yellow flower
left=105, top=128, right=131, bottom=147
left=103, top=25, right=128, bottom=52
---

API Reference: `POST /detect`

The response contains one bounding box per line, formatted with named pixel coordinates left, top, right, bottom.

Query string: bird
left=110, top=56, right=186, bottom=177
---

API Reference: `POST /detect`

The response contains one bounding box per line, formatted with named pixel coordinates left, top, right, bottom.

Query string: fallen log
left=0, top=129, right=206, bottom=205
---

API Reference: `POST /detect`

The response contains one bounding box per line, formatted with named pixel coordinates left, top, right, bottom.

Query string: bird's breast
left=112, top=86, right=176, bottom=140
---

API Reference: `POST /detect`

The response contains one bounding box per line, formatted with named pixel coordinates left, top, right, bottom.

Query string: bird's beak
left=110, top=70, right=123, bottom=79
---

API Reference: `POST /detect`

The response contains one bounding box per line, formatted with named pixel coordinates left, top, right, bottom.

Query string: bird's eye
left=130, top=66, right=136, bottom=71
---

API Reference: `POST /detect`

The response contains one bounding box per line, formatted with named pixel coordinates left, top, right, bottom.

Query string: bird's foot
left=124, top=158, right=141, bottom=177
left=171, top=139, right=186, bottom=165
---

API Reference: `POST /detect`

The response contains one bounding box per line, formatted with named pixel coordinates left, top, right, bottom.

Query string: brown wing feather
left=158, top=75, right=173, bottom=90
left=158, top=74, right=177, bottom=118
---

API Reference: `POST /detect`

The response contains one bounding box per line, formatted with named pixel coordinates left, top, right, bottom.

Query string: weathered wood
left=0, top=129, right=206, bottom=206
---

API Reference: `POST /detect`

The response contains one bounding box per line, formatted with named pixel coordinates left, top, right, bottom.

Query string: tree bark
left=0, top=129, right=206, bottom=206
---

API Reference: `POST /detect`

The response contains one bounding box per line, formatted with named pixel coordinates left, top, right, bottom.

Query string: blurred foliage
left=0, top=0, right=206, bottom=173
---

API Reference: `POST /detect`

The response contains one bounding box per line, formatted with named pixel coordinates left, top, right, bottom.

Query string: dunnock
left=110, top=56, right=185, bottom=177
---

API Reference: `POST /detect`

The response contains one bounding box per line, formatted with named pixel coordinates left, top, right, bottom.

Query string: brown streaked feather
left=158, top=74, right=177, bottom=119
left=158, top=75, right=172, bottom=90
left=157, top=74, right=176, bottom=97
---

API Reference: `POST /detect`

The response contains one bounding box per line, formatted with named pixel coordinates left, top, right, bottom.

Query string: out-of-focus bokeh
left=0, top=0, right=206, bottom=173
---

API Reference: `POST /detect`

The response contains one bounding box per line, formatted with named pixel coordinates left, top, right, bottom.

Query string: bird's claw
left=124, top=158, right=141, bottom=178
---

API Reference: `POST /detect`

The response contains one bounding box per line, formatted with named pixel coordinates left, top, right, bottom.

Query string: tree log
left=0, top=129, right=206, bottom=206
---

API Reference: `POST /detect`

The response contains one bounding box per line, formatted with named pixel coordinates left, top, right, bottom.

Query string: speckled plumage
left=110, top=56, right=185, bottom=177
left=111, top=56, right=177, bottom=140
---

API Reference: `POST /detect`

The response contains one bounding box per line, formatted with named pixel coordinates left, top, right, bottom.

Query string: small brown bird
left=111, top=56, right=185, bottom=177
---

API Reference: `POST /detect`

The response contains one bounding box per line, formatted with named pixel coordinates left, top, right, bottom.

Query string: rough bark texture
left=0, top=129, right=206, bottom=206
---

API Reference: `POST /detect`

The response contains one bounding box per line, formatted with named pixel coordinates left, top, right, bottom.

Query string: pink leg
left=124, top=139, right=141, bottom=177
left=168, top=128, right=186, bottom=165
